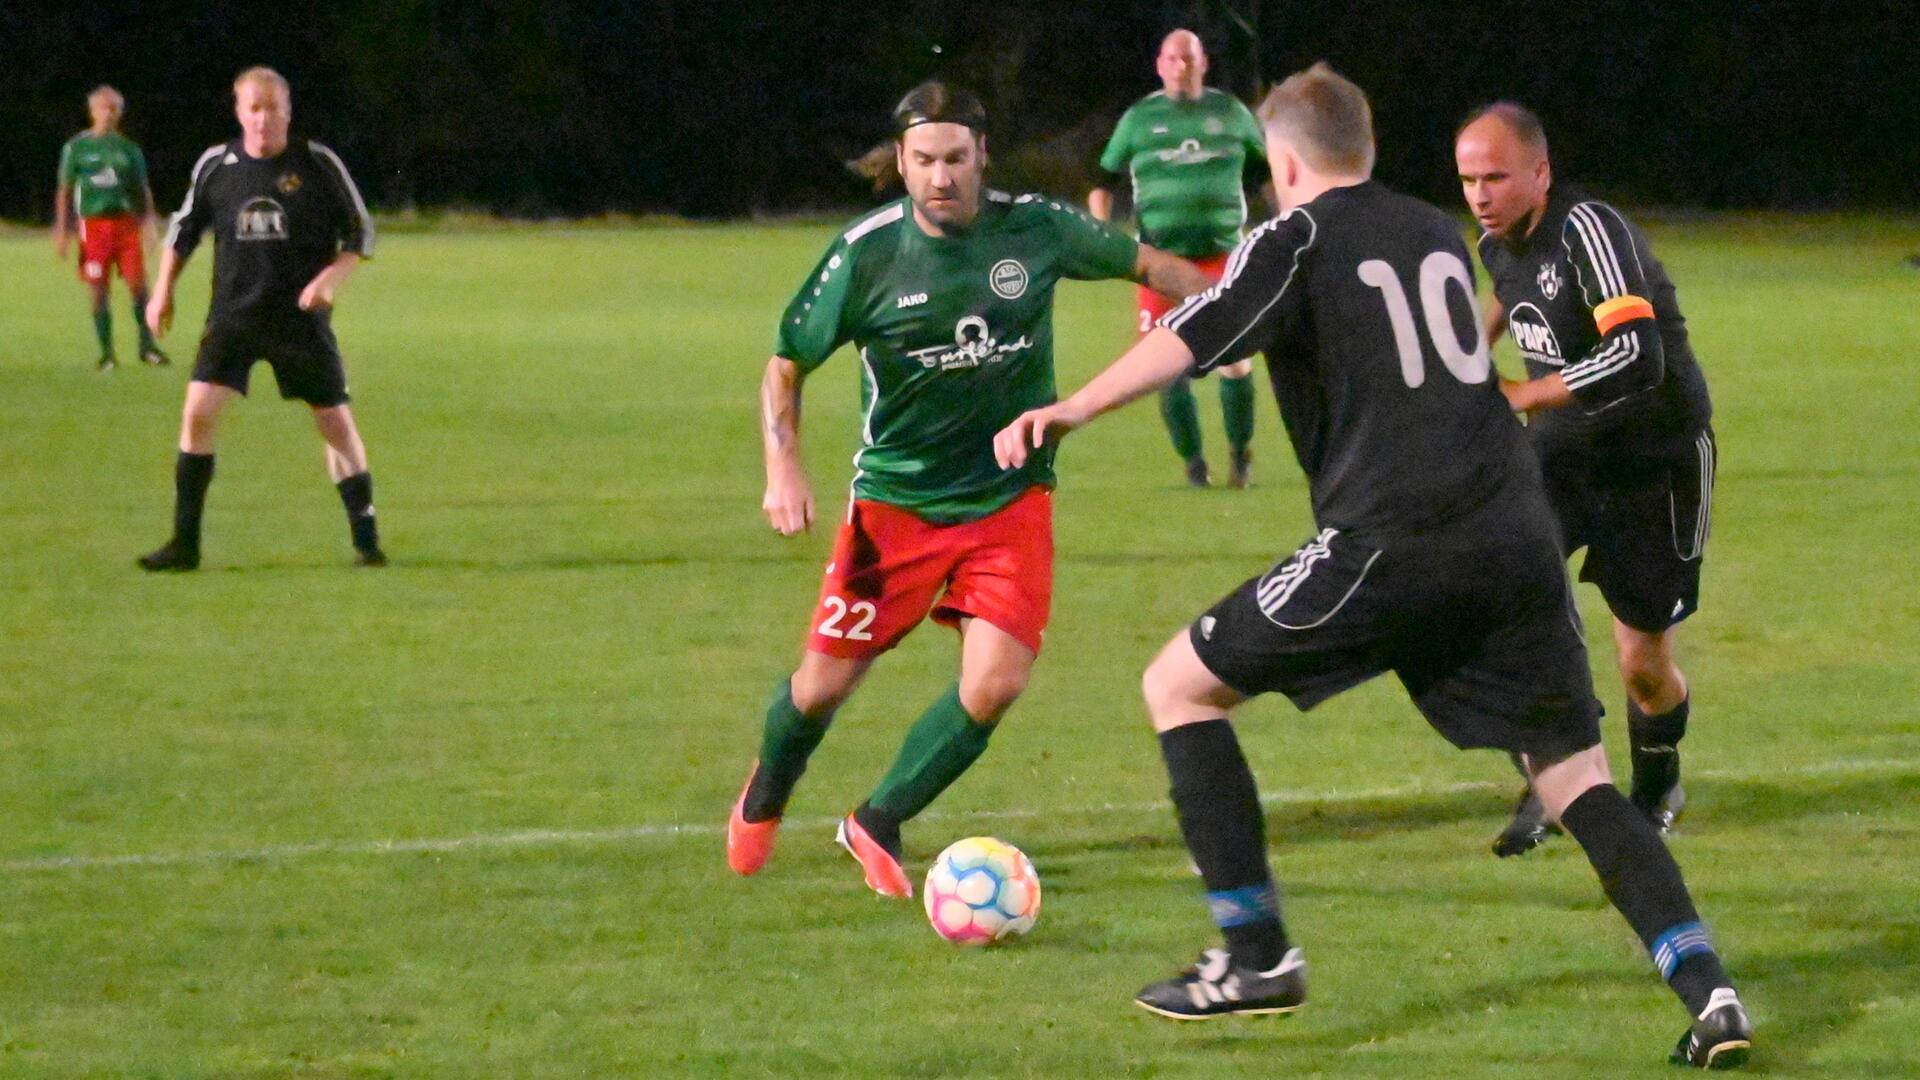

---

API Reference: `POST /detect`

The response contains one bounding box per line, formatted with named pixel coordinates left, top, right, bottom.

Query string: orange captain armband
left=1594, top=295, right=1656, bottom=335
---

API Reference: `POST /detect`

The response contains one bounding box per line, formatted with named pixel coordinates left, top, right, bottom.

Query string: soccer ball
left=923, top=836, right=1041, bottom=946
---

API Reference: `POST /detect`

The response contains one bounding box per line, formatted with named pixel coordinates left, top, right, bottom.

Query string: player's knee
left=959, top=668, right=1028, bottom=723
left=1220, top=360, right=1254, bottom=379
left=1618, top=650, right=1677, bottom=705
left=1140, top=656, right=1194, bottom=728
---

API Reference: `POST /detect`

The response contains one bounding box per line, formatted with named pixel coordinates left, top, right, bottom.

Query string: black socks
left=173, top=452, right=215, bottom=551
left=1159, top=719, right=1288, bottom=970
left=336, top=472, right=380, bottom=552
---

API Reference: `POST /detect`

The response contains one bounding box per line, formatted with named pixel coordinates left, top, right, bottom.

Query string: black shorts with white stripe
left=1188, top=514, right=1603, bottom=760
left=1542, top=426, right=1716, bottom=634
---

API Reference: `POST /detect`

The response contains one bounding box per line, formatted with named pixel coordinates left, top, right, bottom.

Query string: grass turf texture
left=2, top=215, right=1917, bottom=1078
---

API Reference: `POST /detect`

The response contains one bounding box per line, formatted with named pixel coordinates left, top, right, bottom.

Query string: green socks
left=1160, top=377, right=1203, bottom=460
left=91, top=307, right=113, bottom=357
left=868, top=684, right=995, bottom=823
left=133, top=293, right=157, bottom=352
left=743, top=682, right=832, bottom=822
left=1221, top=372, right=1256, bottom=452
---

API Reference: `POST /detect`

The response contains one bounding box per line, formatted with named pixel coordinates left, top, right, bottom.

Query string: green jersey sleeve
left=57, top=140, right=76, bottom=186
left=1097, top=108, right=1135, bottom=176
left=1046, top=200, right=1139, bottom=281
left=775, top=236, right=860, bottom=372
left=1233, top=100, right=1266, bottom=164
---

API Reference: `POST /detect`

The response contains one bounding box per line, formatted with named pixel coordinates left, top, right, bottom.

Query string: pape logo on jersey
left=1537, top=261, right=1562, bottom=300
left=989, top=259, right=1029, bottom=300
left=235, top=196, right=290, bottom=242
left=1507, top=302, right=1564, bottom=365
left=905, top=315, right=1034, bottom=371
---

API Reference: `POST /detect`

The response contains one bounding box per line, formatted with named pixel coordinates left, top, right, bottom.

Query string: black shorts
left=1544, top=429, right=1715, bottom=634
left=1189, top=518, right=1603, bottom=760
left=191, top=314, right=350, bottom=408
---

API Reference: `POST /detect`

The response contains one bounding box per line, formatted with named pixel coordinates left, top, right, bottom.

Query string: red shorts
left=807, top=486, right=1054, bottom=659
left=77, top=214, right=145, bottom=286
left=1135, top=251, right=1231, bottom=334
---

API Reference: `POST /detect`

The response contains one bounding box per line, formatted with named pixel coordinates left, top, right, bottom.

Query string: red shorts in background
left=77, top=213, right=145, bottom=286
left=1135, top=251, right=1231, bottom=334
left=806, top=486, right=1054, bottom=660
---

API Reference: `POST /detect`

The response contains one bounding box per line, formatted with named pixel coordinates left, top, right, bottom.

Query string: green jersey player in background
left=726, top=82, right=1211, bottom=898
left=1091, top=30, right=1270, bottom=487
left=53, top=86, right=169, bottom=370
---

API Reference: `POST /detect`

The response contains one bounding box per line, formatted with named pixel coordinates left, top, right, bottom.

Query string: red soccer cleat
left=835, top=813, right=913, bottom=899
left=726, top=764, right=780, bottom=876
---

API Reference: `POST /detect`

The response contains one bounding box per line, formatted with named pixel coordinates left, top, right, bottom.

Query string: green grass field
left=2, top=214, right=1918, bottom=1078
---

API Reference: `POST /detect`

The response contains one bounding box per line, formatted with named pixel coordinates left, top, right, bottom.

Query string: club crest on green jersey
left=906, top=315, right=1033, bottom=371
left=989, top=259, right=1029, bottom=300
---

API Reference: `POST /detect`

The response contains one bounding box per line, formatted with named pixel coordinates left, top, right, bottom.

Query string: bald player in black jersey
left=140, top=66, right=382, bottom=571
left=997, top=65, right=1750, bottom=1069
left=1457, top=103, right=1714, bottom=856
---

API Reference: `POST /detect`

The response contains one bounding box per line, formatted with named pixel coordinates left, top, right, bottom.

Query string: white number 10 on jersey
left=1357, top=252, right=1491, bottom=388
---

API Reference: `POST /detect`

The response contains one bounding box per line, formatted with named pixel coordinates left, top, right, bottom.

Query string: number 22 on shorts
left=818, top=595, right=877, bottom=640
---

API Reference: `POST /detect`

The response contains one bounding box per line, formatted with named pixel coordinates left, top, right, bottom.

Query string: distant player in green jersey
left=53, top=86, right=169, bottom=370
left=1091, top=30, right=1269, bottom=487
left=726, top=82, right=1212, bottom=898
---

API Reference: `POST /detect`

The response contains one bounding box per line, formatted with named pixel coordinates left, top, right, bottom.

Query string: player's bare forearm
left=1134, top=245, right=1211, bottom=301
left=1088, top=187, right=1114, bottom=222
left=146, top=248, right=185, bottom=336
left=760, top=355, right=816, bottom=535
left=1502, top=372, right=1573, bottom=413
left=299, top=252, right=363, bottom=311
left=994, top=329, right=1195, bottom=469
left=52, top=190, right=70, bottom=254
left=1482, top=296, right=1507, bottom=347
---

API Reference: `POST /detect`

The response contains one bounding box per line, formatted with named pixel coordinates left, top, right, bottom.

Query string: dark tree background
left=3, top=0, right=1915, bottom=222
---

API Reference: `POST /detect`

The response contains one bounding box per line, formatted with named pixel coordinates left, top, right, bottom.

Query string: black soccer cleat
left=1491, top=786, right=1559, bottom=857
left=1670, top=988, right=1752, bottom=1069
left=1631, top=748, right=1686, bottom=832
left=1135, top=947, right=1306, bottom=1020
left=137, top=539, right=199, bottom=572
left=1228, top=447, right=1254, bottom=489
left=141, top=346, right=172, bottom=366
left=354, top=546, right=389, bottom=568
left=1184, top=456, right=1212, bottom=488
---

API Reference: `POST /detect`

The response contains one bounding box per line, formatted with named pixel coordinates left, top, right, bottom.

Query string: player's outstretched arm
left=52, top=187, right=71, bottom=259
left=1134, top=245, right=1212, bottom=301
left=995, top=327, right=1196, bottom=469
left=760, top=355, right=816, bottom=536
left=145, top=246, right=188, bottom=337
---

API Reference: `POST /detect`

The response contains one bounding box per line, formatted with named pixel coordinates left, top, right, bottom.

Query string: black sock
left=852, top=801, right=903, bottom=860
left=173, top=452, right=214, bottom=551
left=336, top=472, right=380, bottom=552
left=133, top=292, right=155, bottom=351
left=1159, top=719, right=1288, bottom=970
left=1559, top=783, right=1732, bottom=1014
left=1629, top=696, right=1689, bottom=800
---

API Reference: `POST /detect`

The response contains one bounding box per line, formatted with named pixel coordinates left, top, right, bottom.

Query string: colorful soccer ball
left=923, top=836, right=1041, bottom=946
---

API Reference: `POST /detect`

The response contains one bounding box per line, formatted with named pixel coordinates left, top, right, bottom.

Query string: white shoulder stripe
left=1168, top=208, right=1318, bottom=370
left=843, top=203, right=905, bottom=245
left=1567, top=203, right=1625, bottom=297
left=1588, top=201, right=1648, bottom=280
left=309, top=141, right=376, bottom=257
left=163, top=143, right=228, bottom=251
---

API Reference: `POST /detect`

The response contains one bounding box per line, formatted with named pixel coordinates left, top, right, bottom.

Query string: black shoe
left=1491, top=786, right=1559, bottom=858
left=1670, top=988, right=1752, bottom=1069
left=1632, top=748, right=1686, bottom=832
left=137, top=539, right=199, bottom=572
left=354, top=546, right=389, bottom=568
left=97, top=355, right=118, bottom=372
left=1184, top=456, right=1211, bottom=488
left=1227, top=448, right=1253, bottom=489
left=141, top=346, right=171, bottom=366
left=1134, top=947, right=1306, bottom=1020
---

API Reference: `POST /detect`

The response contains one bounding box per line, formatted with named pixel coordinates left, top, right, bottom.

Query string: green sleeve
left=1047, top=200, right=1140, bottom=281
left=57, top=141, right=76, bottom=185
left=1097, top=109, right=1134, bottom=176
left=774, top=237, right=859, bottom=372
left=1233, top=100, right=1266, bottom=163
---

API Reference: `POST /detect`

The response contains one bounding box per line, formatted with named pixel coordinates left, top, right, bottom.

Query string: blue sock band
left=1207, top=883, right=1279, bottom=928
left=1651, top=920, right=1715, bottom=980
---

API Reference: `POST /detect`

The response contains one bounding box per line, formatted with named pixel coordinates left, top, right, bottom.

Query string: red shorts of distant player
left=806, top=485, right=1054, bottom=660
left=77, top=213, right=145, bottom=287
left=1135, top=251, right=1231, bottom=335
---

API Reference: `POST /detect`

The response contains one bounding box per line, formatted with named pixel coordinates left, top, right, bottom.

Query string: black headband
left=892, top=84, right=987, bottom=136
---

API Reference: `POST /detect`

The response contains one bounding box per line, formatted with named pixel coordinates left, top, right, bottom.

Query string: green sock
left=1160, top=377, right=1203, bottom=461
left=1220, top=373, right=1256, bottom=452
left=868, top=685, right=994, bottom=823
left=743, top=681, right=831, bottom=822
left=133, top=293, right=156, bottom=352
left=91, top=308, right=113, bottom=357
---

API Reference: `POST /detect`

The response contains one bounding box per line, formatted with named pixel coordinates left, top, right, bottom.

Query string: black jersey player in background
left=140, top=66, right=383, bottom=571
left=997, top=65, right=1750, bottom=1068
left=1457, top=104, right=1714, bottom=855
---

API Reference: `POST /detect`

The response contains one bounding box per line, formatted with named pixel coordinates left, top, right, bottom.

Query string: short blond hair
left=1256, top=62, right=1375, bottom=176
left=233, top=66, right=291, bottom=100
left=88, top=85, right=124, bottom=108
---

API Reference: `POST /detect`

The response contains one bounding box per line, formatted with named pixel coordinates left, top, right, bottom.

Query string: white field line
left=4, top=755, right=1913, bottom=874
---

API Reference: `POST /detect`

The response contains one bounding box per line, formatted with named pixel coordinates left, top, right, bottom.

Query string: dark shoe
left=1135, top=947, right=1307, bottom=1020
left=1227, top=448, right=1253, bottom=489
left=354, top=546, right=389, bottom=568
left=1669, top=988, right=1752, bottom=1069
left=141, top=346, right=172, bottom=366
left=1492, top=786, right=1558, bottom=858
left=1184, top=456, right=1212, bottom=488
left=137, top=539, right=199, bottom=572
